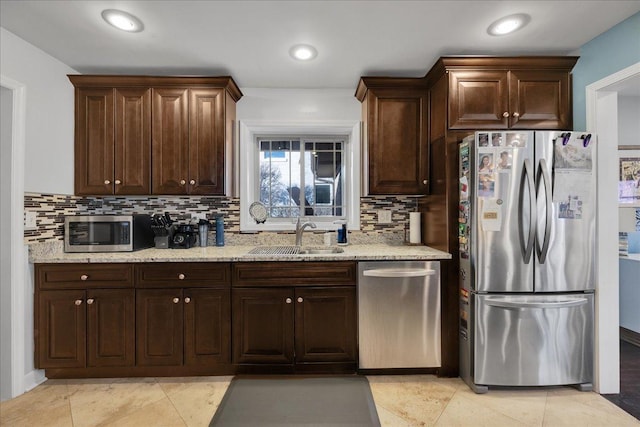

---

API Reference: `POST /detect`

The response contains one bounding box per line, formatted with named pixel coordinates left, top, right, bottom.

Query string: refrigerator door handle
left=536, top=158, right=553, bottom=263
left=486, top=298, right=589, bottom=310
left=519, top=159, right=536, bottom=263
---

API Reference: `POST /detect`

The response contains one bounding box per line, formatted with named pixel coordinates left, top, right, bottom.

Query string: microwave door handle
left=487, top=298, right=589, bottom=310
left=537, top=158, right=553, bottom=264
left=519, top=159, right=536, bottom=263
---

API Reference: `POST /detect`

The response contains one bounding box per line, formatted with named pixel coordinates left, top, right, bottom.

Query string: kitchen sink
left=298, top=247, right=344, bottom=254
left=247, top=246, right=344, bottom=256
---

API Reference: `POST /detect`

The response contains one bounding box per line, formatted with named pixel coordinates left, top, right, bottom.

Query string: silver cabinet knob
left=297, top=297, right=303, bottom=303
left=173, top=297, right=180, bottom=304
left=184, top=297, right=191, bottom=304
left=189, top=179, right=196, bottom=185
left=502, top=112, right=509, bottom=118
left=178, top=273, right=185, bottom=280
left=80, top=274, right=88, bottom=281
left=114, top=179, right=121, bottom=185
left=86, top=298, right=94, bottom=305
left=104, top=180, right=111, bottom=185
left=180, top=180, right=186, bottom=185
left=74, top=299, right=83, bottom=306
left=422, top=179, right=428, bottom=185
left=513, top=112, right=520, bottom=118
left=285, top=298, right=292, bottom=304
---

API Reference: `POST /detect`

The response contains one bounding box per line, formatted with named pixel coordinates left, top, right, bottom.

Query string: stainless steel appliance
left=358, top=261, right=441, bottom=369
left=459, top=131, right=596, bottom=393
left=64, top=214, right=154, bottom=252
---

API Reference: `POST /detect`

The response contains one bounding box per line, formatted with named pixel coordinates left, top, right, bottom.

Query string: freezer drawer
left=474, top=293, right=593, bottom=386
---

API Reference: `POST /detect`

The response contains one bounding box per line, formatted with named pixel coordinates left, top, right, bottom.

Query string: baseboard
left=620, top=327, right=640, bottom=347
left=23, top=369, right=46, bottom=393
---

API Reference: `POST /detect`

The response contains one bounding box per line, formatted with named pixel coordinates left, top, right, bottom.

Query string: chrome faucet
left=295, top=217, right=317, bottom=246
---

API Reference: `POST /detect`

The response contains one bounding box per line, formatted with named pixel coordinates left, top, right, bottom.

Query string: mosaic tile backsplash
left=24, top=193, right=420, bottom=245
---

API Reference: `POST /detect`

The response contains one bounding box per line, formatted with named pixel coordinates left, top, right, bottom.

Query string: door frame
left=586, top=61, right=640, bottom=394
left=0, top=75, right=27, bottom=399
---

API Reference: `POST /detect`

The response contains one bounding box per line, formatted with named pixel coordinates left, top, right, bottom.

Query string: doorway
left=1, top=85, right=13, bottom=401
left=586, top=62, right=640, bottom=395
left=0, top=75, right=28, bottom=401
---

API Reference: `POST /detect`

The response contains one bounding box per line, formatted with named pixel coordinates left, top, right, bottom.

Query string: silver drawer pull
left=178, top=273, right=185, bottom=280
left=80, top=274, right=89, bottom=281
left=363, top=268, right=436, bottom=278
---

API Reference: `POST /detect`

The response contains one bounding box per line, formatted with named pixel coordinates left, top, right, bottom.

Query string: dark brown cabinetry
left=135, top=263, right=231, bottom=367
left=355, top=79, right=429, bottom=195
left=69, top=75, right=242, bottom=196
left=232, top=262, right=357, bottom=373
left=35, top=264, right=135, bottom=369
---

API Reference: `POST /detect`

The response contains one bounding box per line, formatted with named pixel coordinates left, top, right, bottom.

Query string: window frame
left=239, top=120, right=361, bottom=232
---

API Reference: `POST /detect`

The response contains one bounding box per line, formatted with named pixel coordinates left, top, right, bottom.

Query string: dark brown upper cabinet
left=69, top=75, right=242, bottom=196
left=428, top=57, right=578, bottom=131
left=356, top=78, right=429, bottom=195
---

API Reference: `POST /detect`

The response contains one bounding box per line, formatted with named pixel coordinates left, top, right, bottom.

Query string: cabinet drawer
left=36, top=264, right=133, bottom=290
left=136, top=263, right=231, bottom=288
left=232, top=262, right=356, bottom=287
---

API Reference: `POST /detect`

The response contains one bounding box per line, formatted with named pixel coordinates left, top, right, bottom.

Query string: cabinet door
left=37, top=290, right=86, bottom=368
left=449, top=71, right=509, bottom=129
left=184, top=288, right=231, bottom=366
left=114, top=88, right=151, bottom=194
left=294, top=287, right=356, bottom=363
left=367, top=88, right=428, bottom=194
left=136, top=289, right=184, bottom=366
left=152, top=88, right=189, bottom=194
left=189, top=88, right=225, bottom=195
left=508, top=70, right=572, bottom=129
left=87, top=289, right=135, bottom=367
left=232, top=288, right=294, bottom=364
left=75, top=87, right=114, bottom=195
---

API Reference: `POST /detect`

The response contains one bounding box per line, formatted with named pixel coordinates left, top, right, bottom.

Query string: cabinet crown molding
left=68, top=75, right=243, bottom=101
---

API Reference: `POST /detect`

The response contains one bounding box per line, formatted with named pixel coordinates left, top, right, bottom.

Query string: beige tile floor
left=1, top=375, right=638, bottom=427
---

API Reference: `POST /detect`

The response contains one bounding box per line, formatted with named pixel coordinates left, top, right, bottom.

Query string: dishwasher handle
left=362, top=268, right=436, bottom=278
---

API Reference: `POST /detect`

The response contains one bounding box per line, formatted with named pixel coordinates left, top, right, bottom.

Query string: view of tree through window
left=258, top=136, right=345, bottom=219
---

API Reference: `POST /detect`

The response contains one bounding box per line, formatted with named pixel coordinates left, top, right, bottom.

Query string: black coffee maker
left=171, top=224, right=198, bottom=249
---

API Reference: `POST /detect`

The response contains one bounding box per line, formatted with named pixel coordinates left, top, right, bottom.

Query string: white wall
left=0, top=86, right=13, bottom=401
left=237, top=88, right=360, bottom=121
left=0, top=28, right=76, bottom=195
left=619, top=258, right=640, bottom=333
left=618, top=96, right=640, bottom=145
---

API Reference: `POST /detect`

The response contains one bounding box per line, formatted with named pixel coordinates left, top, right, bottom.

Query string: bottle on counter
left=198, top=219, right=210, bottom=247
left=215, top=214, right=225, bottom=247
left=335, top=220, right=348, bottom=245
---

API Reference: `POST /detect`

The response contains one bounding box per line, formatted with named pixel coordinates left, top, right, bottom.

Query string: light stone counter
left=30, top=241, right=451, bottom=263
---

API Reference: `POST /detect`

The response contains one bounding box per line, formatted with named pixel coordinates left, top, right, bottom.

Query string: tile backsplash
left=24, top=192, right=421, bottom=245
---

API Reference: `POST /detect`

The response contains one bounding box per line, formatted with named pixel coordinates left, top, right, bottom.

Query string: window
left=240, top=121, right=360, bottom=232
left=259, top=136, right=344, bottom=218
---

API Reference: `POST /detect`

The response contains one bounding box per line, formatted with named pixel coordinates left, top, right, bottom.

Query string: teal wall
left=573, top=12, right=640, bottom=130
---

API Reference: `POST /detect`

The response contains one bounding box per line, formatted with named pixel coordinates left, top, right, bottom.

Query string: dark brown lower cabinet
left=232, top=287, right=356, bottom=370
left=136, top=288, right=230, bottom=367
left=37, top=289, right=134, bottom=369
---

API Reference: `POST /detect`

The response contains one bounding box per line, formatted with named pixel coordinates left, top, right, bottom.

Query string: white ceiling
left=1, top=1, right=639, bottom=89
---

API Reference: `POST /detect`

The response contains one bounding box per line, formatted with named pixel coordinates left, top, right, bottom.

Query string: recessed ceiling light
left=289, top=44, right=318, bottom=61
left=487, top=13, right=530, bottom=36
left=101, top=9, right=144, bottom=33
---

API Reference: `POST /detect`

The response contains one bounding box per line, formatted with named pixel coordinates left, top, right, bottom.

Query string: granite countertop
left=30, top=242, right=451, bottom=263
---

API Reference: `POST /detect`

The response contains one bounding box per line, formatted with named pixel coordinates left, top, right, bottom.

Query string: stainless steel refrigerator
left=458, top=131, right=595, bottom=394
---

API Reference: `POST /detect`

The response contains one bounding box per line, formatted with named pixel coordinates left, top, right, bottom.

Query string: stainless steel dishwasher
left=358, top=261, right=441, bottom=369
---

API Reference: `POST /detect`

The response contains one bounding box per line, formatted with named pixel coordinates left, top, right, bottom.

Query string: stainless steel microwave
left=64, top=215, right=154, bottom=253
